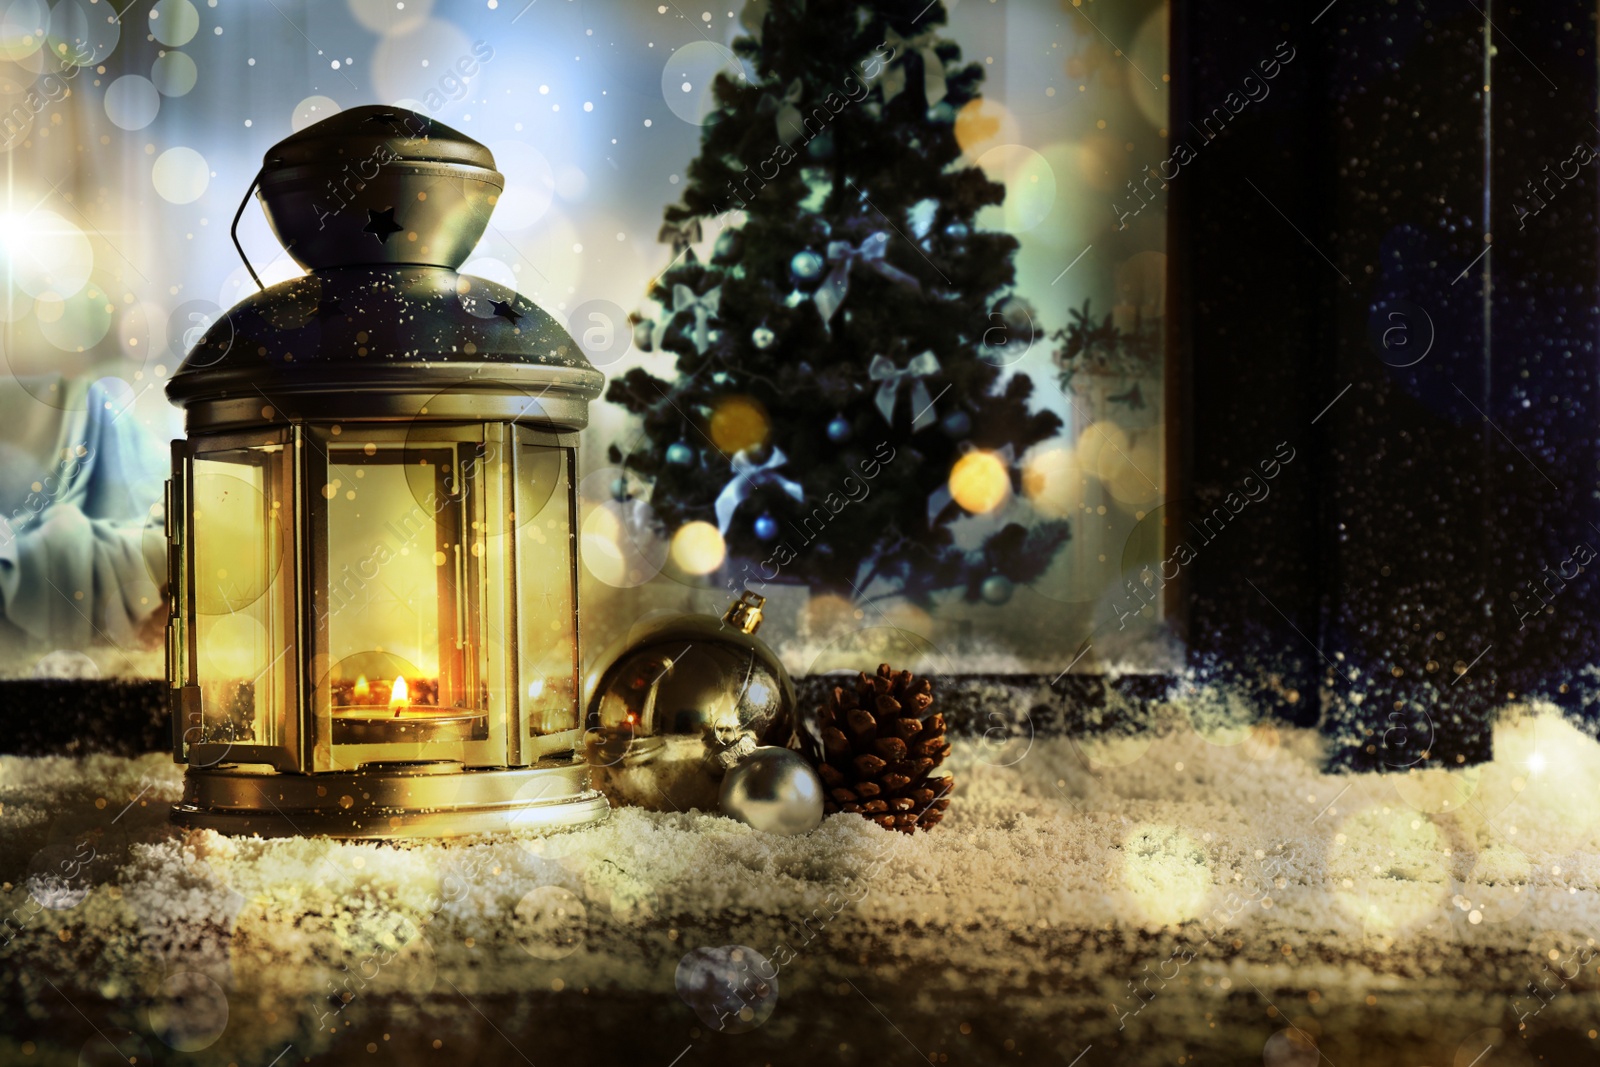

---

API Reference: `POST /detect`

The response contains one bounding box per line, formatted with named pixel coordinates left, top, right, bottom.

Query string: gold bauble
left=583, top=592, right=795, bottom=811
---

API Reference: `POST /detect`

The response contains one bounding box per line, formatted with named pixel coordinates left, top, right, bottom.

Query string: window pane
left=516, top=439, right=578, bottom=742
left=191, top=445, right=291, bottom=747
left=322, top=438, right=492, bottom=759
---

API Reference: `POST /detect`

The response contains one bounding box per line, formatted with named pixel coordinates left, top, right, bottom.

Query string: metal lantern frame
left=163, top=106, right=609, bottom=837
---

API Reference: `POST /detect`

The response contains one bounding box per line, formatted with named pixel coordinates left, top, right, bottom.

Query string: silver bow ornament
left=658, top=215, right=702, bottom=254
left=669, top=284, right=721, bottom=354
left=715, top=446, right=805, bottom=533
left=814, top=231, right=920, bottom=324
left=926, top=443, right=1015, bottom=526
left=757, top=77, right=806, bottom=143
left=874, top=27, right=947, bottom=107
left=869, top=351, right=941, bottom=432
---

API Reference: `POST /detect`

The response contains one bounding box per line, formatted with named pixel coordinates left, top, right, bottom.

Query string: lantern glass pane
left=190, top=445, right=292, bottom=747
left=319, top=431, right=501, bottom=765
left=516, top=438, right=578, bottom=745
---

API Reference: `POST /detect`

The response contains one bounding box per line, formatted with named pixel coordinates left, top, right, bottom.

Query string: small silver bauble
left=719, top=747, right=823, bottom=835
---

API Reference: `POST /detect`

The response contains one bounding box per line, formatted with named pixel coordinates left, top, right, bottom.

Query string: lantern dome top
left=252, top=105, right=504, bottom=273
left=265, top=105, right=496, bottom=172
left=167, top=266, right=603, bottom=431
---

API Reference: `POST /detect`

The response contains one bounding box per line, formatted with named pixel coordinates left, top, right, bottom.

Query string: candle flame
left=353, top=675, right=370, bottom=700
left=390, top=676, right=408, bottom=708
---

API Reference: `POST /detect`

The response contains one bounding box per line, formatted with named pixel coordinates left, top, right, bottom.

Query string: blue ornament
left=665, top=442, right=694, bottom=465
left=789, top=249, right=825, bottom=284
left=783, top=289, right=808, bottom=308
left=712, top=371, right=730, bottom=384
left=754, top=513, right=779, bottom=541
left=713, top=229, right=743, bottom=263
left=610, top=477, right=629, bottom=501
left=826, top=416, right=851, bottom=443
left=751, top=326, right=775, bottom=349
left=944, top=221, right=969, bottom=240
left=980, top=574, right=1014, bottom=605
left=941, top=410, right=971, bottom=438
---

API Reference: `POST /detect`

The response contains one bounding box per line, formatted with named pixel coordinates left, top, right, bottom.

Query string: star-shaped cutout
left=314, top=297, right=344, bottom=318
left=363, top=207, right=402, bottom=244
left=491, top=300, right=523, bottom=324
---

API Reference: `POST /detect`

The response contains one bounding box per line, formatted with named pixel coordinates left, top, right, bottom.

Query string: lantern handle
left=231, top=167, right=266, bottom=292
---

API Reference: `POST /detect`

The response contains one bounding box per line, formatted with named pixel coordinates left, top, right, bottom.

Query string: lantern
left=163, top=106, right=608, bottom=836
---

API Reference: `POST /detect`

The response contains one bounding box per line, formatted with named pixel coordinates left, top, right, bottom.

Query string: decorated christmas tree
left=607, top=0, right=1069, bottom=605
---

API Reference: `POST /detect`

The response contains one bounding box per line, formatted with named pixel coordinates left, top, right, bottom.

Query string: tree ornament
left=980, top=574, right=1014, bottom=605
left=796, top=663, right=952, bottom=832
left=944, top=221, right=969, bottom=240
left=715, top=447, right=805, bottom=533
left=783, top=289, right=808, bottom=308
left=868, top=351, right=941, bottom=432
left=719, top=746, right=824, bottom=835
left=754, top=513, right=779, bottom=541
left=584, top=592, right=795, bottom=812
left=871, top=27, right=948, bottom=106
left=789, top=249, right=825, bottom=285
left=751, top=325, right=775, bottom=349
left=826, top=416, right=851, bottom=443
left=757, top=76, right=806, bottom=143
left=631, top=316, right=655, bottom=352
left=712, top=228, right=744, bottom=263
left=941, top=409, right=972, bottom=438
left=814, top=232, right=921, bottom=325
left=665, top=441, right=695, bottom=465
left=669, top=284, right=722, bottom=355
left=806, top=130, right=835, bottom=160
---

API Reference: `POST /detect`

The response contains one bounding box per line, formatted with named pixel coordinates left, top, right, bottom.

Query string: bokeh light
left=0, top=0, right=46, bottom=63
left=975, top=145, right=1057, bottom=233
left=708, top=395, right=769, bottom=455
left=1022, top=443, right=1088, bottom=517
left=948, top=450, right=1010, bottom=514
left=152, top=147, right=210, bottom=204
left=34, top=283, right=112, bottom=351
left=669, top=520, right=725, bottom=575
left=151, top=50, right=198, bottom=96
left=148, top=0, right=199, bottom=48
left=953, top=97, right=1017, bottom=158
left=291, top=94, right=340, bottom=132
left=661, top=41, right=749, bottom=126
left=104, top=74, right=160, bottom=130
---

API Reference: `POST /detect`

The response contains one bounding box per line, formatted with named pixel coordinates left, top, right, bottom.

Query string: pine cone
left=806, top=663, right=953, bottom=833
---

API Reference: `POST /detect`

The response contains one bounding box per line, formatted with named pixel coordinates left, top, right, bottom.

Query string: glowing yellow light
left=1075, top=420, right=1130, bottom=481
left=528, top=678, right=545, bottom=699
left=1021, top=444, right=1087, bottom=518
left=389, top=676, right=408, bottom=709
left=670, top=521, right=726, bottom=575
left=948, top=451, right=1010, bottom=514
left=708, top=396, right=769, bottom=455
left=353, top=675, right=370, bottom=700
left=953, top=98, right=1015, bottom=157
left=1527, top=751, right=1547, bottom=775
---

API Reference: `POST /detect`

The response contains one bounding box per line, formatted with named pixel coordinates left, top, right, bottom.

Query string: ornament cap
left=723, top=590, right=766, bottom=634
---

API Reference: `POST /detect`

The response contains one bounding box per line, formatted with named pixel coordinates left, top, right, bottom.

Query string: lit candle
left=390, top=675, right=408, bottom=717
left=354, top=675, right=370, bottom=701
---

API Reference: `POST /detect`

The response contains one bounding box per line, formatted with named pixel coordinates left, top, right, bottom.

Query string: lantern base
left=171, top=757, right=609, bottom=839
